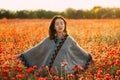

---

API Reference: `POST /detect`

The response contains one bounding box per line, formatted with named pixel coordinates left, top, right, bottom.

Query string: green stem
left=46, top=66, right=53, bottom=80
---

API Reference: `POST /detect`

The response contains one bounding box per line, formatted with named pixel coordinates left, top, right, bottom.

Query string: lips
left=59, top=28, right=63, bottom=30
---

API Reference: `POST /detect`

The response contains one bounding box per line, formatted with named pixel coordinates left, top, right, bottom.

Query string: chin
left=58, top=31, right=64, bottom=33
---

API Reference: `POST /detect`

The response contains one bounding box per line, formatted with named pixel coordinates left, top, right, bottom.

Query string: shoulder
left=37, top=36, right=52, bottom=45
left=41, top=36, right=50, bottom=41
left=66, top=35, right=77, bottom=45
left=41, top=36, right=52, bottom=42
left=67, top=35, right=76, bottom=42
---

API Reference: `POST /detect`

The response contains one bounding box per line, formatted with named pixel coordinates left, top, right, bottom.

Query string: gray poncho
left=18, top=35, right=92, bottom=73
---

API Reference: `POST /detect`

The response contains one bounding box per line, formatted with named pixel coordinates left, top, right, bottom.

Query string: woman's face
left=54, top=18, right=65, bottom=33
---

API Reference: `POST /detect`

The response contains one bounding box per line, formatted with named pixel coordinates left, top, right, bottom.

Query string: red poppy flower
left=61, top=61, right=68, bottom=66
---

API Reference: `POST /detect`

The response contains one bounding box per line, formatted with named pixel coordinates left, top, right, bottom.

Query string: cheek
left=54, top=26, right=58, bottom=30
left=62, top=26, right=65, bottom=30
left=63, top=26, right=65, bottom=29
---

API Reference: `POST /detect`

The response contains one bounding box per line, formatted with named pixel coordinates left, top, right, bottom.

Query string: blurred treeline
left=0, top=6, right=120, bottom=19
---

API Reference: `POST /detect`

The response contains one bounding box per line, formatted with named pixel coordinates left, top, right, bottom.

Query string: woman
left=18, top=15, right=92, bottom=75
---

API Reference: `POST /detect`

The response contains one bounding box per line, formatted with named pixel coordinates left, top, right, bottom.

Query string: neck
left=56, top=32, right=64, bottom=38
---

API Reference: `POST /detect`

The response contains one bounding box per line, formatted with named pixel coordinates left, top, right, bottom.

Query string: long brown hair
left=49, top=15, right=68, bottom=40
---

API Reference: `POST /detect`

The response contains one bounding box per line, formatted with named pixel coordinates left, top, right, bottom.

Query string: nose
left=59, top=24, right=63, bottom=27
left=58, top=26, right=63, bottom=29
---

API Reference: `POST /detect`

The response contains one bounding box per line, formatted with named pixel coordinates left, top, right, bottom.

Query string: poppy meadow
left=0, top=19, right=120, bottom=80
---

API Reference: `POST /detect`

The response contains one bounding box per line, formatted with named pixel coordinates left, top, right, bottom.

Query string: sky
left=0, top=0, right=120, bottom=11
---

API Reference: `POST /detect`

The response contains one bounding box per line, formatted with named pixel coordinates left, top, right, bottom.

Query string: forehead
left=55, top=18, right=64, bottom=23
